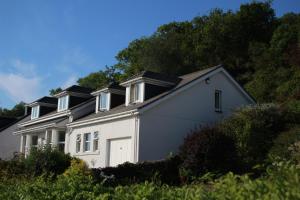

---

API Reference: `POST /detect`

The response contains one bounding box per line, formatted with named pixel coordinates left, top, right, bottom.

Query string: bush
left=0, top=159, right=27, bottom=180
left=220, top=104, right=287, bottom=169
left=179, top=127, right=238, bottom=177
left=1, top=161, right=299, bottom=200
left=92, top=156, right=182, bottom=186
left=24, top=145, right=72, bottom=176
left=209, top=161, right=300, bottom=199
left=268, top=126, right=300, bottom=162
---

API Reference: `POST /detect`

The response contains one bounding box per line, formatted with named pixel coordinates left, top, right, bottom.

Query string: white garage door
left=108, top=137, right=132, bottom=167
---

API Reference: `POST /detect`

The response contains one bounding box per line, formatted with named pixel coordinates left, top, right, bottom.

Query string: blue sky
left=0, top=0, right=299, bottom=109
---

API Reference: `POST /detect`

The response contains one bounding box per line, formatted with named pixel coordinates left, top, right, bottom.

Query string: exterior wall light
left=205, top=77, right=210, bottom=84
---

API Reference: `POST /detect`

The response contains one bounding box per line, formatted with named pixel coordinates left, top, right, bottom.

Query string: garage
left=108, top=137, right=132, bottom=167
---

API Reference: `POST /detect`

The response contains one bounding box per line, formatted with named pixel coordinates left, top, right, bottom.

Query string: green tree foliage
left=77, top=66, right=121, bottom=89
left=24, top=146, right=72, bottom=176
left=49, top=87, right=63, bottom=96
left=220, top=104, right=288, bottom=169
left=0, top=102, right=25, bottom=118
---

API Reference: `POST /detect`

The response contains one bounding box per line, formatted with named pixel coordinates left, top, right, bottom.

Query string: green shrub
left=209, top=161, right=300, bottom=200
left=268, top=126, right=300, bottom=162
left=0, top=159, right=27, bottom=180
left=24, top=145, right=72, bottom=176
left=220, top=104, right=287, bottom=169
left=1, top=161, right=299, bottom=200
left=92, top=156, right=182, bottom=186
left=179, top=127, right=238, bottom=176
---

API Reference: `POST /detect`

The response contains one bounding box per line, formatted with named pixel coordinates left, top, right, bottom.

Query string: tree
left=0, top=102, right=25, bottom=118
left=49, top=88, right=63, bottom=96
left=77, top=66, right=121, bottom=89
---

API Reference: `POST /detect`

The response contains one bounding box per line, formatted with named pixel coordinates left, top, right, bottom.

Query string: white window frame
left=215, top=90, right=222, bottom=112
left=76, top=134, right=81, bottom=153
left=57, top=95, right=69, bottom=112
left=83, top=133, right=91, bottom=152
left=130, top=83, right=141, bottom=104
left=93, top=131, right=99, bottom=152
left=99, top=92, right=108, bottom=111
left=31, top=105, right=40, bottom=120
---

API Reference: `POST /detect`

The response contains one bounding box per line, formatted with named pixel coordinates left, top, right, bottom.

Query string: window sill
left=74, top=151, right=100, bottom=156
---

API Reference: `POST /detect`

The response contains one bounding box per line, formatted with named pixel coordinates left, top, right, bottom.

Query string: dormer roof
left=27, top=96, right=58, bottom=107
left=120, top=71, right=181, bottom=86
left=53, top=85, right=94, bottom=98
left=91, top=82, right=125, bottom=96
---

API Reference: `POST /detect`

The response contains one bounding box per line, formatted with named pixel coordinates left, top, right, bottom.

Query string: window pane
left=135, top=84, right=140, bottom=101
left=58, top=131, right=65, bottom=142
left=32, top=136, right=38, bottom=146
left=47, top=132, right=52, bottom=143
left=31, top=106, right=39, bottom=119
left=84, top=133, right=91, bottom=151
left=215, top=90, right=222, bottom=111
left=130, top=85, right=134, bottom=103
left=58, top=96, right=68, bottom=111
left=93, top=132, right=99, bottom=151
left=99, top=93, right=107, bottom=110
left=76, top=134, right=81, bottom=153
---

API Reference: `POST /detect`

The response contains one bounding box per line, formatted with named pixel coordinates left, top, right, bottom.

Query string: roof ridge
left=179, top=65, right=222, bottom=79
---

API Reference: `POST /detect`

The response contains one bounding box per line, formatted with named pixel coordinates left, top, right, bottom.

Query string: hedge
left=92, top=156, right=182, bottom=186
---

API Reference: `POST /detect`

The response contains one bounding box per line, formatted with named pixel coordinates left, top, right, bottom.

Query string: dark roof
left=74, top=65, right=222, bottom=123
left=92, top=82, right=126, bottom=93
left=106, top=82, right=126, bottom=90
left=64, top=85, right=94, bottom=94
left=15, top=117, right=68, bottom=132
left=35, top=96, right=58, bottom=104
left=123, top=71, right=181, bottom=84
left=0, top=116, right=17, bottom=130
left=0, top=115, right=28, bottom=132
left=18, top=97, right=96, bottom=127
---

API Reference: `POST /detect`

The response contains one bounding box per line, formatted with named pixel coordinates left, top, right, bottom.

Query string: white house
left=12, top=65, right=255, bottom=168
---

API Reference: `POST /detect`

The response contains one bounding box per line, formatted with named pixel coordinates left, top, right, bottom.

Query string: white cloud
left=11, top=59, right=36, bottom=77
left=0, top=73, right=41, bottom=104
left=62, top=75, right=78, bottom=89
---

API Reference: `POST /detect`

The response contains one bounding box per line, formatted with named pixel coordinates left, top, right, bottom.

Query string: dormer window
left=31, top=105, right=40, bottom=119
left=58, top=95, right=69, bottom=112
left=99, top=92, right=108, bottom=111
left=130, top=83, right=142, bottom=104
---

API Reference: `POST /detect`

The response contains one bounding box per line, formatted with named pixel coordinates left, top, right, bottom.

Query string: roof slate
left=36, top=96, right=58, bottom=104
left=64, top=85, right=94, bottom=94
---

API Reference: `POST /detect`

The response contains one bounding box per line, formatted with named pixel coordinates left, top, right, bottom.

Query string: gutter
left=13, top=123, right=57, bottom=135
left=68, top=109, right=139, bottom=128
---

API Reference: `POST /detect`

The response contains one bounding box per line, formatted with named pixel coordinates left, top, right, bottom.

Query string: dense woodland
left=1, top=1, right=299, bottom=117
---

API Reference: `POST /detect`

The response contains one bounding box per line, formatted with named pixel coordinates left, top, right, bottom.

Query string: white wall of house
left=0, top=116, right=30, bottom=160
left=138, top=70, right=253, bottom=162
left=69, top=116, right=137, bottom=168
